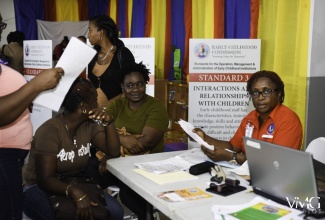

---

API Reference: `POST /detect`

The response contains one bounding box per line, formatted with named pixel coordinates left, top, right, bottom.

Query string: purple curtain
left=130, top=0, right=146, bottom=37
left=88, top=0, right=109, bottom=19
left=117, top=0, right=126, bottom=37
left=14, top=0, right=44, bottom=40
left=225, top=0, right=251, bottom=38
left=171, top=0, right=185, bottom=69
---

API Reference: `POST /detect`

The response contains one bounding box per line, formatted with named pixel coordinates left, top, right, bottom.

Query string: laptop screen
left=243, top=137, right=320, bottom=210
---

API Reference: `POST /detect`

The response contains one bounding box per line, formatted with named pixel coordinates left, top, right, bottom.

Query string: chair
left=22, top=212, right=32, bottom=220
left=306, top=137, right=325, bottom=164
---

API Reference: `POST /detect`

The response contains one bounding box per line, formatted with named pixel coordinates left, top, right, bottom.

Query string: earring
left=82, top=108, right=87, bottom=114
left=100, top=36, right=102, bottom=41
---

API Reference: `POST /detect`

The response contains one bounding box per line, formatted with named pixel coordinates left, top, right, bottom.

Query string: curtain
left=14, top=0, right=44, bottom=41
left=13, top=0, right=309, bottom=141
left=55, top=0, right=79, bottom=21
left=258, top=0, right=309, bottom=146
left=14, top=0, right=252, bottom=80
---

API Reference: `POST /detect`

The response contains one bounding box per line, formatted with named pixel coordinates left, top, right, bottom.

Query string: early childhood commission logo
left=24, top=44, right=30, bottom=56
left=286, top=197, right=323, bottom=214
left=194, top=43, right=209, bottom=58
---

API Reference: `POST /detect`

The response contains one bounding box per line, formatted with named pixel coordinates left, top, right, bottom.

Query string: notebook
left=243, top=137, right=325, bottom=216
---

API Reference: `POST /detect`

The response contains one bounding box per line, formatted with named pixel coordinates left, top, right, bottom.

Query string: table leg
left=145, top=202, right=153, bottom=220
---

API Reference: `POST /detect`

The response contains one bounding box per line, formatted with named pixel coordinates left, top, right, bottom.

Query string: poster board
left=188, top=39, right=261, bottom=148
left=23, top=40, right=53, bottom=134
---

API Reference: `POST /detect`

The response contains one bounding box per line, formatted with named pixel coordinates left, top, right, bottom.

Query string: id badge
left=245, top=122, right=254, bottom=138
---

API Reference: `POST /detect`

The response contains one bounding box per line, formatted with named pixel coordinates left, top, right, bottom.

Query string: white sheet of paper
left=33, top=37, right=96, bottom=111
left=178, top=119, right=215, bottom=150
left=211, top=196, right=303, bottom=220
left=134, top=156, right=194, bottom=174
left=230, top=160, right=250, bottom=176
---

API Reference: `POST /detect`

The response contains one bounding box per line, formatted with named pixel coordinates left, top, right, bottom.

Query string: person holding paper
left=192, top=70, right=303, bottom=165
left=0, top=62, right=63, bottom=219
left=23, top=77, right=123, bottom=220
left=87, top=15, right=135, bottom=107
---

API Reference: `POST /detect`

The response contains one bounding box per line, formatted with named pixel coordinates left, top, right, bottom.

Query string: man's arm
left=0, top=67, right=63, bottom=126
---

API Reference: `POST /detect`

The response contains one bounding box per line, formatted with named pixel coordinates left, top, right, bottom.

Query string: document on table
left=134, top=156, right=194, bottom=174
left=230, top=160, right=250, bottom=176
left=33, top=37, right=96, bottom=111
left=178, top=119, right=215, bottom=150
left=178, top=148, right=240, bottom=169
left=133, top=169, right=198, bottom=185
left=157, top=187, right=212, bottom=202
left=211, top=196, right=303, bottom=220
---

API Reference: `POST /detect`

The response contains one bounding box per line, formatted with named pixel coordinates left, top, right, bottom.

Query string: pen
left=225, top=149, right=235, bottom=153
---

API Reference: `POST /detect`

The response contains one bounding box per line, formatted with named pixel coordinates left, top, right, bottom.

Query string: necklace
left=99, top=45, right=114, bottom=61
left=60, top=114, right=77, bottom=147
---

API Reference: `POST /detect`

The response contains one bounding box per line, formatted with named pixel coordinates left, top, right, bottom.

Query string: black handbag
left=0, top=45, right=9, bottom=65
left=49, top=178, right=109, bottom=220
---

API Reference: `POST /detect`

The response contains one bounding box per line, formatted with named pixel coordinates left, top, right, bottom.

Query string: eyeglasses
left=249, top=89, right=278, bottom=98
left=0, top=22, right=7, bottom=31
left=124, top=82, right=145, bottom=90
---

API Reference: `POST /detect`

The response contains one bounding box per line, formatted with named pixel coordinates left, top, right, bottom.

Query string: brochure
left=157, top=187, right=212, bottom=202
left=211, top=196, right=303, bottom=220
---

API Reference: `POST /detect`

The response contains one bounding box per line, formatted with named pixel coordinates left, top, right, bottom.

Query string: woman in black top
left=87, top=15, right=135, bottom=106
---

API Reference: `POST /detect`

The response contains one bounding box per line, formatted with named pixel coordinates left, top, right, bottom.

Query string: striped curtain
left=14, top=0, right=309, bottom=145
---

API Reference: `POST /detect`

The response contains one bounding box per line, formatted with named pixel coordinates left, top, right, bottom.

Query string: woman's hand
left=69, top=186, right=94, bottom=220
left=191, top=128, right=206, bottom=142
left=98, top=155, right=109, bottom=175
left=31, top=67, right=64, bottom=91
left=120, top=135, right=144, bottom=154
left=88, top=107, right=113, bottom=126
left=200, top=145, right=230, bottom=162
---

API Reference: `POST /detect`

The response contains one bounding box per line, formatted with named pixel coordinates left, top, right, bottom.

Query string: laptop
left=243, top=137, right=325, bottom=217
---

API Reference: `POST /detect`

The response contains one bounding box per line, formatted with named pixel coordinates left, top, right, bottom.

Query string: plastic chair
left=22, top=212, right=32, bottom=220
left=107, top=185, right=120, bottom=197
left=306, top=137, right=325, bottom=164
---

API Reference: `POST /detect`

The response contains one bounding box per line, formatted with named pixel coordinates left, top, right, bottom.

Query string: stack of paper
left=134, top=156, right=194, bottom=174
left=133, top=156, right=198, bottom=184
left=133, top=169, right=198, bottom=185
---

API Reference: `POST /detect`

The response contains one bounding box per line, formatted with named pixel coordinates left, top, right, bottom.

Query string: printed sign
left=188, top=39, right=261, bottom=147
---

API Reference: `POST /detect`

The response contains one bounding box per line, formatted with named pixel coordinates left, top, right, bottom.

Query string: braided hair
left=61, top=78, right=96, bottom=112
left=247, top=70, right=285, bottom=103
left=89, top=15, right=124, bottom=48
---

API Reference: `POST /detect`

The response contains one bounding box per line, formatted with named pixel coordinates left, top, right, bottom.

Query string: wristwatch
left=229, top=151, right=238, bottom=165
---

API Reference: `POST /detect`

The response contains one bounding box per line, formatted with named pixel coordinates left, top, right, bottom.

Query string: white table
left=106, top=151, right=257, bottom=220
